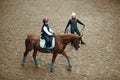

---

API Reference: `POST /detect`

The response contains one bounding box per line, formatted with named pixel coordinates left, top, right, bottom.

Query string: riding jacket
left=41, top=24, right=53, bottom=37
left=65, top=18, right=85, bottom=32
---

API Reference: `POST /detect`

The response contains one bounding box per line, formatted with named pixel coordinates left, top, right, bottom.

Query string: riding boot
left=45, top=47, right=50, bottom=52
left=81, top=39, right=86, bottom=45
left=45, top=47, right=52, bottom=53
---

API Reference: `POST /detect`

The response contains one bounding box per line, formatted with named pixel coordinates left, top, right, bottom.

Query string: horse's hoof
left=50, top=68, right=54, bottom=72
left=36, top=64, right=40, bottom=68
left=35, top=64, right=40, bottom=68
left=67, top=66, right=72, bottom=71
left=50, top=70, right=53, bottom=72
left=21, top=63, right=25, bottom=66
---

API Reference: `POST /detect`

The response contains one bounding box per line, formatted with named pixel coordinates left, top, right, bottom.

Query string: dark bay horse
left=21, top=34, right=82, bottom=72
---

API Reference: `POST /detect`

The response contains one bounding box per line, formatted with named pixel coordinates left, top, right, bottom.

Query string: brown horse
left=21, top=34, right=82, bottom=72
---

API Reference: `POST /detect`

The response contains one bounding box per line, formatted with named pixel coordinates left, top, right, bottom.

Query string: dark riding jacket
left=65, top=18, right=85, bottom=33
left=41, top=24, right=53, bottom=47
left=41, top=24, right=50, bottom=37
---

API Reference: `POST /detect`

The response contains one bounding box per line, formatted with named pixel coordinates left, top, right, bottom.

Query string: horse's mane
left=58, top=34, right=79, bottom=38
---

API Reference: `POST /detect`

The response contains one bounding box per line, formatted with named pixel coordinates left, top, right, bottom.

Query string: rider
left=65, top=12, right=86, bottom=45
left=41, top=17, right=54, bottom=52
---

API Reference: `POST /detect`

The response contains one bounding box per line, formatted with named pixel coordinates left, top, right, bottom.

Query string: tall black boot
left=45, top=47, right=52, bottom=53
left=81, top=39, right=86, bottom=45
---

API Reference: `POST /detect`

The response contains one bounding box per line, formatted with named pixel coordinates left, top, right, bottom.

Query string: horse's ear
left=79, top=34, right=83, bottom=39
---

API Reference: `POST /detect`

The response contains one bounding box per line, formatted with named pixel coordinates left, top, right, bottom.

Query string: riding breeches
left=71, top=28, right=81, bottom=36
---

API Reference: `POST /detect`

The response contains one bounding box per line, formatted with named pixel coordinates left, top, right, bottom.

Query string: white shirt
left=43, top=26, right=53, bottom=36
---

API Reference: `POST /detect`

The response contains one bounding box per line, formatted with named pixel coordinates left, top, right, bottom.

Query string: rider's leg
left=44, top=35, right=52, bottom=52
left=75, top=29, right=86, bottom=45
left=70, top=30, right=75, bottom=46
left=70, top=29, right=75, bottom=34
left=49, top=36, right=53, bottom=47
left=44, top=36, right=49, bottom=49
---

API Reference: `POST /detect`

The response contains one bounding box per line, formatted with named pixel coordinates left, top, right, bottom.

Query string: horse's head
left=71, top=36, right=82, bottom=50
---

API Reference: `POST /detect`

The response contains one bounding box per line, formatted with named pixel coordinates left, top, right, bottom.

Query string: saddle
left=40, top=36, right=55, bottom=49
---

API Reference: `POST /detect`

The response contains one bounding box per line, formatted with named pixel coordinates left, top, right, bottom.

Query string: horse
left=21, top=34, right=82, bottom=72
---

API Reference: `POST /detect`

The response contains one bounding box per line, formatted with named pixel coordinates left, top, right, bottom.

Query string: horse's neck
left=55, top=34, right=78, bottom=51
left=61, top=35, right=74, bottom=44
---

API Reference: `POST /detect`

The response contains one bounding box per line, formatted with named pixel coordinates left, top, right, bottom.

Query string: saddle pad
left=40, top=37, right=55, bottom=49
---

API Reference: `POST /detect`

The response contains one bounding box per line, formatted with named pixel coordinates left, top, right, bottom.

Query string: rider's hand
left=53, top=33, right=55, bottom=36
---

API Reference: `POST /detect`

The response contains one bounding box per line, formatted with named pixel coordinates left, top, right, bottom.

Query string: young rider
left=41, top=17, right=54, bottom=52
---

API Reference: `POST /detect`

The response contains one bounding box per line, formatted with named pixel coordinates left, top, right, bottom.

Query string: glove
left=53, top=33, right=55, bottom=36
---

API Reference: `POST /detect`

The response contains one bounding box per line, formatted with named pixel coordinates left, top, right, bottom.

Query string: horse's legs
left=62, top=52, right=72, bottom=71
left=33, top=49, right=40, bottom=68
left=21, top=49, right=31, bottom=66
left=50, top=53, right=58, bottom=72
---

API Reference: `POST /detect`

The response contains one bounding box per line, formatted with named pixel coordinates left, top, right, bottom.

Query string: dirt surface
left=0, top=0, right=120, bottom=80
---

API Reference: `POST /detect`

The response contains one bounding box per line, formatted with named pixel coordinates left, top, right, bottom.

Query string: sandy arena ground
left=0, top=0, right=120, bottom=80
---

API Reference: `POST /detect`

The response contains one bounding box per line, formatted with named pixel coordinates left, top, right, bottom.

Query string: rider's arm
left=49, top=28, right=53, bottom=33
left=43, top=26, right=53, bottom=36
left=65, top=19, right=71, bottom=30
left=77, top=19, right=85, bottom=27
